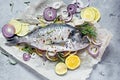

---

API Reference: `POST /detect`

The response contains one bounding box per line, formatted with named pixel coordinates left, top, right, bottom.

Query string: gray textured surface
left=0, top=0, right=120, bottom=80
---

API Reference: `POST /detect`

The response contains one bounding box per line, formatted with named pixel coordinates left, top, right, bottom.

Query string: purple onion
left=92, top=39, right=102, bottom=46
left=64, top=12, right=73, bottom=22
left=88, top=45, right=99, bottom=58
left=74, top=2, right=81, bottom=12
left=23, top=53, right=31, bottom=61
left=2, top=24, right=15, bottom=38
left=43, top=7, right=57, bottom=21
left=67, top=4, right=77, bottom=14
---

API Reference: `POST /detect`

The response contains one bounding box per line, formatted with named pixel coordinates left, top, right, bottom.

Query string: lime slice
left=9, top=19, right=22, bottom=34
left=81, top=7, right=95, bottom=22
left=55, top=62, right=67, bottom=75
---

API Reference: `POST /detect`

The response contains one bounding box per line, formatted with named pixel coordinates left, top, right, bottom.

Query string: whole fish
left=6, top=23, right=90, bottom=52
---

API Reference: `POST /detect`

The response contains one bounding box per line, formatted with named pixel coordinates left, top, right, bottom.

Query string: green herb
left=21, top=45, right=33, bottom=54
left=76, top=22, right=97, bottom=38
left=57, top=53, right=65, bottom=62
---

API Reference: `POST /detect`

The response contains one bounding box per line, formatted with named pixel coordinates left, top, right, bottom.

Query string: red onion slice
left=74, top=2, right=82, bottom=12
left=23, top=53, right=31, bottom=61
left=92, top=38, right=102, bottom=46
left=43, top=7, right=57, bottom=21
left=2, top=24, right=15, bottom=38
left=64, top=12, right=73, bottom=23
left=67, top=4, right=77, bottom=14
left=73, top=0, right=91, bottom=9
left=88, top=45, right=99, bottom=58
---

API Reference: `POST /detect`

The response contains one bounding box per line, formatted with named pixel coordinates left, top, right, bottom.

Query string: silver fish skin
left=8, top=23, right=90, bottom=52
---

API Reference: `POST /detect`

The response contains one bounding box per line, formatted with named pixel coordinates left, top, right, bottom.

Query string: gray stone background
left=0, top=0, right=120, bottom=80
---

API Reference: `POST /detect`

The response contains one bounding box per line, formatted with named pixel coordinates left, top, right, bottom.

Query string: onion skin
left=2, top=24, right=15, bottom=38
left=43, top=7, right=57, bottom=21
left=88, top=45, right=99, bottom=58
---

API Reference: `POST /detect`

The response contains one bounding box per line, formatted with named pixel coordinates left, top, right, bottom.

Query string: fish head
left=68, top=30, right=82, bottom=43
left=67, top=30, right=90, bottom=50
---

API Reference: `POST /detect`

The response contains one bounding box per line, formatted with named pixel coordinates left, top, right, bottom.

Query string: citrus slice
left=81, top=7, right=95, bottom=22
left=81, top=7, right=101, bottom=22
left=35, top=48, right=44, bottom=56
left=90, top=7, right=101, bottom=22
left=65, top=54, right=81, bottom=70
left=17, top=23, right=29, bottom=36
left=9, top=19, right=22, bottom=34
left=55, top=62, right=67, bottom=75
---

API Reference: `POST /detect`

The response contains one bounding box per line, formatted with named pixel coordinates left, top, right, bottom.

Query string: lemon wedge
left=65, top=54, right=81, bottom=70
left=55, top=62, right=67, bottom=75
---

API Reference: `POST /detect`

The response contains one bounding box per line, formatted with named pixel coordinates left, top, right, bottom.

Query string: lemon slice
left=81, top=7, right=95, bottom=22
left=9, top=19, right=22, bottom=34
left=55, top=62, right=67, bottom=75
left=17, top=23, right=29, bottom=36
left=65, top=54, right=81, bottom=70
left=90, top=7, right=101, bottom=22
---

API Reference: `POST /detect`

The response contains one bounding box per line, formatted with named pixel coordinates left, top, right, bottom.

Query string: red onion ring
left=92, top=38, right=102, bottom=46
left=43, top=7, right=57, bottom=21
left=74, top=0, right=90, bottom=9
left=64, top=12, right=73, bottom=23
left=88, top=45, right=99, bottom=58
left=2, top=24, right=15, bottom=38
left=67, top=4, right=77, bottom=14
left=74, top=2, right=82, bottom=12
left=23, top=53, right=31, bottom=61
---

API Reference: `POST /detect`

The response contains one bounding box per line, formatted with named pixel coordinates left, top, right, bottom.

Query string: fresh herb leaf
left=57, top=53, right=65, bottom=62
left=76, top=22, right=97, bottom=38
left=22, top=45, right=33, bottom=54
